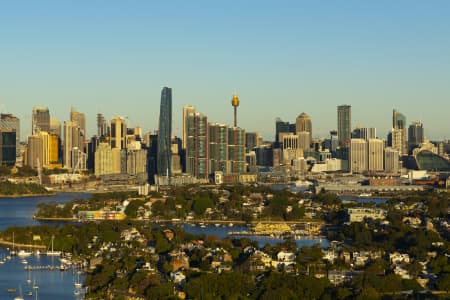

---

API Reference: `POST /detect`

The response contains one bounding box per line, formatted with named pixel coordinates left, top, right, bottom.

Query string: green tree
left=192, top=195, right=214, bottom=216
left=438, top=273, right=450, bottom=292
left=355, top=286, right=379, bottom=300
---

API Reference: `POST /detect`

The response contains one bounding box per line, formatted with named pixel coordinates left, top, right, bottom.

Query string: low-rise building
left=348, top=207, right=387, bottom=223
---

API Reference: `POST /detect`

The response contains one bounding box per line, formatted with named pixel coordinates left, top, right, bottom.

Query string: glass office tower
left=157, top=87, right=172, bottom=177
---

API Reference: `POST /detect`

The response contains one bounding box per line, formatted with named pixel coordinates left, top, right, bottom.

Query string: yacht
left=13, top=286, right=24, bottom=300
left=358, top=193, right=372, bottom=198
left=46, top=236, right=61, bottom=256
left=74, top=273, right=83, bottom=288
left=18, top=250, right=32, bottom=257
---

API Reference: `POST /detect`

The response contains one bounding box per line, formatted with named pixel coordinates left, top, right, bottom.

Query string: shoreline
left=0, top=238, right=46, bottom=249
left=0, top=193, right=55, bottom=198
left=33, top=216, right=78, bottom=221
left=33, top=216, right=324, bottom=225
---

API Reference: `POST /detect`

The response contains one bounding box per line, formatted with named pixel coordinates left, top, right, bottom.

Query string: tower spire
left=231, top=91, right=240, bottom=127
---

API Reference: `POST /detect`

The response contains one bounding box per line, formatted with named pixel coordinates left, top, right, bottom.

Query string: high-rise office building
left=157, top=87, right=172, bottom=177
left=0, top=129, right=16, bottom=166
left=146, top=133, right=158, bottom=184
left=280, top=132, right=302, bottom=164
left=392, top=109, right=407, bottom=155
left=38, top=131, right=50, bottom=167
left=275, top=118, right=296, bottom=144
left=94, top=142, right=113, bottom=176
left=63, top=121, right=83, bottom=169
left=408, top=121, right=424, bottom=153
left=228, top=127, right=246, bottom=173
left=27, top=135, right=43, bottom=169
left=337, top=105, right=351, bottom=147
left=182, top=105, right=195, bottom=149
left=245, top=132, right=262, bottom=152
left=352, top=127, right=376, bottom=140
left=329, top=130, right=339, bottom=155
left=254, top=144, right=273, bottom=167
left=32, top=107, right=50, bottom=134
left=0, top=114, right=20, bottom=154
left=368, top=138, right=384, bottom=172
left=298, top=131, right=311, bottom=152
left=209, top=123, right=229, bottom=174
left=70, top=107, right=86, bottom=138
left=97, top=113, right=108, bottom=137
left=350, top=138, right=367, bottom=173
left=171, top=137, right=182, bottom=175
left=111, top=116, right=127, bottom=149
left=49, top=133, right=60, bottom=165
left=49, top=117, right=62, bottom=137
left=384, top=147, right=400, bottom=174
left=186, top=112, right=209, bottom=179
left=296, top=112, right=312, bottom=143
left=127, top=148, right=148, bottom=183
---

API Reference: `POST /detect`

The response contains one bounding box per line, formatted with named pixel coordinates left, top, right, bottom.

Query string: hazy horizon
left=1, top=1, right=449, bottom=141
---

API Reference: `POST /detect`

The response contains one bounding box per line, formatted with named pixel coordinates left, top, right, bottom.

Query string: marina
left=0, top=193, right=90, bottom=299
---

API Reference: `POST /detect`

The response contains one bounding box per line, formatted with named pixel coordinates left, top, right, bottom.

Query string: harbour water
left=0, top=193, right=90, bottom=300
left=0, top=192, right=329, bottom=299
left=180, top=224, right=329, bottom=248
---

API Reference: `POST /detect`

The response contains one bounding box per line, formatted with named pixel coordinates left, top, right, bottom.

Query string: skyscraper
left=209, top=123, right=229, bottom=174
left=63, top=121, right=82, bottom=169
left=392, top=109, right=407, bottom=155
left=275, top=118, right=296, bottom=144
left=97, top=113, right=108, bottom=137
left=186, top=112, right=209, bottom=179
left=368, top=138, right=384, bottom=172
left=0, top=129, right=16, bottom=166
left=182, top=105, right=195, bottom=149
left=245, top=132, right=262, bottom=152
left=228, top=127, right=246, bottom=173
left=384, top=147, right=400, bottom=174
left=408, top=121, right=424, bottom=153
left=350, top=138, right=367, bottom=173
left=94, top=142, right=113, bottom=176
left=32, top=106, right=50, bottom=134
left=111, top=116, right=127, bottom=149
left=70, top=107, right=86, bottom=138
left=50, top=117, right=62, bottom=137
left=0, top=114, right=20, bottom=155
left=352, top=127, right=376, bottom=140
left=27, top=135, right=43, bottom=169
left=337, top=105, right=351, bottom=147
left=296, top=112, right=312, bottom=143
left=157, top=87, right=172, bottom=177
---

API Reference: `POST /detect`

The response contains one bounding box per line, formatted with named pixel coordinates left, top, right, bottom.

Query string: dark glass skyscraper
left=157, top=87, right=172, bottom=177
left=337, top=105, right=351, bottom=147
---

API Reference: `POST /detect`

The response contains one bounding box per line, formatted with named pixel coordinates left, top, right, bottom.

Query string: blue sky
left=0, top=1, right=449, bottom=140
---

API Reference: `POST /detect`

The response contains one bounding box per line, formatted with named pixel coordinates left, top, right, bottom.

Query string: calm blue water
left=339, top=196, right=388, bottom=204
left=0, top=192, right=328, bottom=299
left=180, top=224, right=329, bottom=248
left=0, top=193, right=91, bottom=230
left=0, top=193, right=91, bottom=300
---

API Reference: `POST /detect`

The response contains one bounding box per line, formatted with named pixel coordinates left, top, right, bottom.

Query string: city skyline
left=1, top=1, right=450, bottom=140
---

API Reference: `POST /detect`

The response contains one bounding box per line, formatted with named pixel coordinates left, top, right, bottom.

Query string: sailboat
left=46, top=236, right=61, bottom=256
left=13, top=285, right=24, bottom=300
left=10, top=232, right=17, bottom=256
left=74, top=272, right=83, bottom=288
